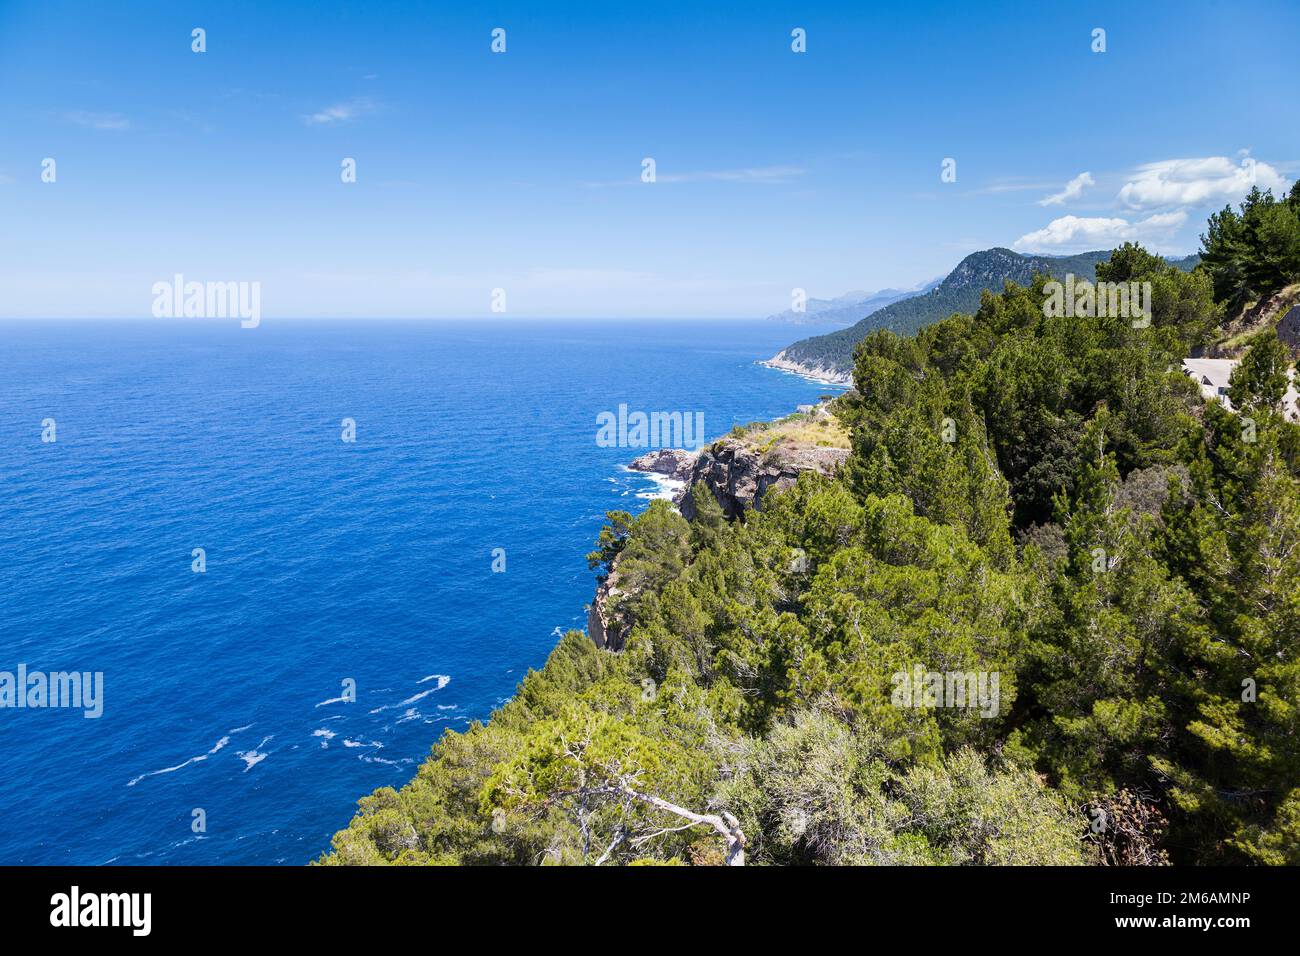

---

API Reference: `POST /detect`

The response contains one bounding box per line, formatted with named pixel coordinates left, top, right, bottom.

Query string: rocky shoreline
left=626, top=447, right=698, bottom=483
left=758, top=351, right=853, bottom=386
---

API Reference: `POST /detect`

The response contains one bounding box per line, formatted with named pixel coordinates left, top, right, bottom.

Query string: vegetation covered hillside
left=774, top=248, right=1201, bottom=378
left=322, top=196, right=1300, bottom=866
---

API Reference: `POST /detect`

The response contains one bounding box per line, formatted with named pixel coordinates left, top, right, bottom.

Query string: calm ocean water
left=0, top=318, right=843, bottom=864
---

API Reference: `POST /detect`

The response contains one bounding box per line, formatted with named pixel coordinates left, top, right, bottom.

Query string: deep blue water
left=0, top=318, right=843, bottom=864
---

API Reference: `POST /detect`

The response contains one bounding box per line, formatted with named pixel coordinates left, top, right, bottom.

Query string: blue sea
left=0, top=318, right=844, bottom=865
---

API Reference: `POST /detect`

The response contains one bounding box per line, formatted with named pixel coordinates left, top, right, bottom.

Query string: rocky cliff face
left=1210, top=282, right=1300, bottom=358
left=679, top=438, right=850, bottom=520
left=1278, top=303, right=1300, bottom=356
left=587, top=563, right=627, bottom=651
left=594, top=411, right=851, bottom=651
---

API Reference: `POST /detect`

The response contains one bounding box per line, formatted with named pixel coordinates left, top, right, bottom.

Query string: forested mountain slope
left=772, top=248, right=1201, bottom=379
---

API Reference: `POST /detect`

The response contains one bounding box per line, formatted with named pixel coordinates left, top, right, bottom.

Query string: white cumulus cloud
left=1038, top=171, right=1095, bottom=206
left=1012, top=211, right=1188, bottom=253
left=1118, top=156, right=1288, bottom=209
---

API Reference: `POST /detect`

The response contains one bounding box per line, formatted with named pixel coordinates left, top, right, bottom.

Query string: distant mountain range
left=765, top=248, right=1201, bottom=381
left=765, top=280, right=942, bottom=326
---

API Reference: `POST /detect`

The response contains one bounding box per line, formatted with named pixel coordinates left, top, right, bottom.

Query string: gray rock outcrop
left=627, top=447, right=699, bottom=482
left=1278, top=305, right=1300, bottom=355
left=587, top=556, right=628, bottom=651
left=679, top=438, right=849, bottom=520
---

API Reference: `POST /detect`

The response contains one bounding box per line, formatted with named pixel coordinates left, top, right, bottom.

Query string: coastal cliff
left=628, top=399, right=851, bottom=520
left=586, top=563, right=629, bottom=651
left=589, top=401, right=851, bottom=650
left=677, top=438, right=849, bottom=520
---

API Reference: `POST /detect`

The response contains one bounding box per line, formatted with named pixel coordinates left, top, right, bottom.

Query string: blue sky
left=1, top=0, right=1296, bottom=318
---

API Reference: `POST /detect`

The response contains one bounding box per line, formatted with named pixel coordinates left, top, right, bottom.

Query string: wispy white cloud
left=661, top=165, right=804, bottom=184
left=585, top=165, right=805, bottom=187
left=303, top=97, right=378, bottom=126
left=1038, top=171, right=1095, bottom=207
left=1118, top=156, right=1288, bottom=209
left=968, top=177, right=1056, bottom=196
left=1013, top=211, right=1188, bottom=253
left=63, top=111, right=129, bottom=130
left=165, top=109, right=214, bottom=134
